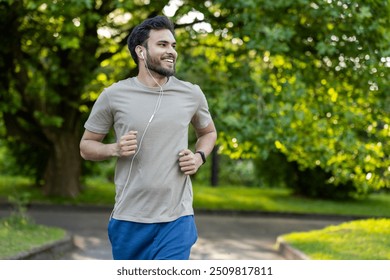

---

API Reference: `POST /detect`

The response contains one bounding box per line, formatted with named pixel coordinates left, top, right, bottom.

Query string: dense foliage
left=177, top=0, right=390, bottom=197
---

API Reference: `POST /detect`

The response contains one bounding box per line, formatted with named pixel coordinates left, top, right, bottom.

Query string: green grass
left=1, top=176, right=390, bottom=217
left=280, top=218, right=390, bottom=259
left=0, top=215, right=66, bottom=259
left=0, top=176, right=115, bottom=206
left=193, top=185, right=390, bottom=217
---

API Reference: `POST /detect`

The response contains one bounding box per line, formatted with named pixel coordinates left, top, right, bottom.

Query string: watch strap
left=195, top=151, right=206, bottom=165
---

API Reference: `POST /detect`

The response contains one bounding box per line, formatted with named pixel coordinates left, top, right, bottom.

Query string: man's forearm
left=80, top=140, right=119, bottom=161
left=195, top=131, right=217, bottom=157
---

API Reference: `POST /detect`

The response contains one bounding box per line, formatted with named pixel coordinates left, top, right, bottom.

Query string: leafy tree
left=0, top=0, right=170, bottom=196
left=184, top=0, right=390, bottom=197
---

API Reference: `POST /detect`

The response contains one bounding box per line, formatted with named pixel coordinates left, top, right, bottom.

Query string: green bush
left=255, top=152, right=365, bottom=199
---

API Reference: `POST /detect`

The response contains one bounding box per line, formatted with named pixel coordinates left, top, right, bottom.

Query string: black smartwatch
left=195, top=151, right=206, bottom=165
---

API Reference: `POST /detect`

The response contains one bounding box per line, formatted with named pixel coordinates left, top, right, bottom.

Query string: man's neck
left=137, top=72, right=168, bottom=88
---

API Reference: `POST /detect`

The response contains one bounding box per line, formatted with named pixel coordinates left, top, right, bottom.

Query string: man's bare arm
left=194, top=120, right=218, bottom=157
left=80, top=130, right=138, bottom=161
left=179, top=121, right=217, bottom=175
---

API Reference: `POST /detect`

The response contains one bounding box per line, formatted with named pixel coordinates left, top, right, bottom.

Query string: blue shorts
left=108, top=215, right=198, bottom=260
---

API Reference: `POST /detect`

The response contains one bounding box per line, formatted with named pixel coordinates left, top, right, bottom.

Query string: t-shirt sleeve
left=84, top=90, right=113, bottom=134
left=191, top=85, right=213, bottom=129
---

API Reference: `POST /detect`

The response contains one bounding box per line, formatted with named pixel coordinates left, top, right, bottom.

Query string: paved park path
left=1, top=205, right=350, bottom=260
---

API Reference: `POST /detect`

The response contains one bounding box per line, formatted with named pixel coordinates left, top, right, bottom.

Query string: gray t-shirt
left=84, top=76, right=213, bottom=223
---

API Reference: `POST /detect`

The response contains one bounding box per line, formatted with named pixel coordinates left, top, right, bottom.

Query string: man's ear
left=137, top=46, right=145, bottom=59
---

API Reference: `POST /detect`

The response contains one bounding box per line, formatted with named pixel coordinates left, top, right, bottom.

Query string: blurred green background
left=0, top=0, right=389, bottom=201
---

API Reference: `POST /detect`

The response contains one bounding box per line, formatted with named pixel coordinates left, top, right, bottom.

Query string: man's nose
left=167, top=46, right=177, bottom=56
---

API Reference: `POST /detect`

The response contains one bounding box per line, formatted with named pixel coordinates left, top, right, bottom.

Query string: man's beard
left=145, top=54, right=176, bottom=77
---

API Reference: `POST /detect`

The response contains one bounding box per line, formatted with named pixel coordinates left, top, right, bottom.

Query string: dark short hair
left=127, top=15, right=175, bottom=65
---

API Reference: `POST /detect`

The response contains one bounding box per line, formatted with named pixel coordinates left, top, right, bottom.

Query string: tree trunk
left=42, top=130, right=82, bottom=197
left=211, top=145, right=219, bottom=187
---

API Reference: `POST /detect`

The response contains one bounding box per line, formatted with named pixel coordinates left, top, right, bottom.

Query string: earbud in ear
left=141, top=51, right=145, bottom=59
